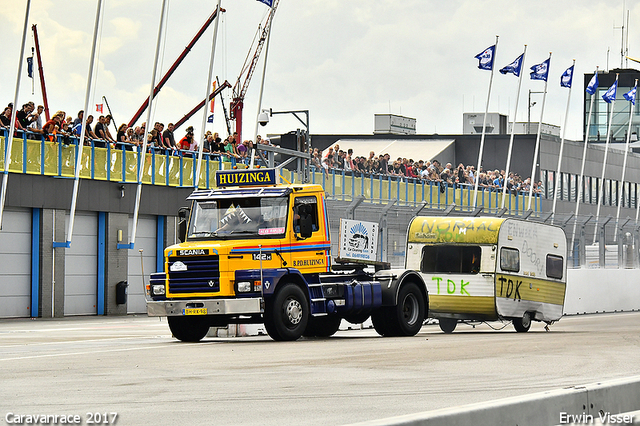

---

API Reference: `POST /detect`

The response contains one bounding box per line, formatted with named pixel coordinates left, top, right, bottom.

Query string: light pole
left=256, top=108, right=311, bottom=182
left=528, top=90, right=543, bottom=134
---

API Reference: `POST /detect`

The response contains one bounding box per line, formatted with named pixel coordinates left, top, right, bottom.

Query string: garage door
left=127, top=215, right=157, bottom=314
left=0, top=208, right=33, bottom=318
left=64, top=212, right=98, bottom=315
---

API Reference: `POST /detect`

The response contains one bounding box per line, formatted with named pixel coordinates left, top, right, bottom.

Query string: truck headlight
left=237, top=281, right=252, bottom=292
left=151, top=284, right=166, bottom=296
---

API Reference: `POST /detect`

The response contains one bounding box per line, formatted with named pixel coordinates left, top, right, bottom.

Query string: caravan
left=405, top=217, right=567, bottom=333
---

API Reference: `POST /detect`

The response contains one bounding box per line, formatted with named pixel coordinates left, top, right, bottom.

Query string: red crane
left=229, top=0, right=279, bottom=143
left=31, top=24, right=50, bottom=121
left=126, top=6, right=225, bottom=128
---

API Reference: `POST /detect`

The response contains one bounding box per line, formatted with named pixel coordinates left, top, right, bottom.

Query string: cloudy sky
left=0, top=0, right=637, bottom=143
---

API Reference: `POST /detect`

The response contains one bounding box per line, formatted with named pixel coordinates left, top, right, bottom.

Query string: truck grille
left=167, top=255, right=220, bottom=294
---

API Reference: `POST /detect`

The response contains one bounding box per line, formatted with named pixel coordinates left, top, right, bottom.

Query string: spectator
left=103, top=115, right=116, bottom=142
left=116, top=123, right=129, bottom=144
left=163, top=123, right=176, bottom=151
left=29, top=105, right=44, bottom=132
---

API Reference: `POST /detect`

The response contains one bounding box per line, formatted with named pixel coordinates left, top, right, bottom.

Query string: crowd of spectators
left=0, top=101, right=543, bottom=195
left=312, top=143, right=543, bottom=195
left=0, top=100, right=271, bottom=167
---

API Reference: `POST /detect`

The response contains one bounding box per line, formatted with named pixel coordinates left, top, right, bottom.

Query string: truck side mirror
left=298, top=204, right=313, bottom=239
left=177, top=207, right=190, bottom=242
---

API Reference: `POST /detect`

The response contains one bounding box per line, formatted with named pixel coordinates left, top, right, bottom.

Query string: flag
left=623, top=85, right=636, bottom=105
left=560, top=65, right=574, bottom=88
left=96, top=104, right=103, bottom=113
left=530, top=58, right=550, bottom=81
left=256, top=0, right=273, bottom=6
left=602, top=80, right=618, bottom=104
left=499, top=53, right=524, bottom=76
left=27, top=57, right=33, bottom=79
left=474, top=45, right=495, bottom=71
left=207, top=114, right=214, bottom=123
left=586, top=72, right=599, bottom=95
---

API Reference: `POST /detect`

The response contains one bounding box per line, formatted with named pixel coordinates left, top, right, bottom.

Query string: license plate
left=183, top=308, right=207, bottom=315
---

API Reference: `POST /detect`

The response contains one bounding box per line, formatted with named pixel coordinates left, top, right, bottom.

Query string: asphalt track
left=1, top=312, right=639, bottom=426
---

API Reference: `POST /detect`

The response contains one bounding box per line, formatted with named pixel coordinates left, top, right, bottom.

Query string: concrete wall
left=564, top=269, right=640, bottom=315
left=347, top=375, right=640, bottom=426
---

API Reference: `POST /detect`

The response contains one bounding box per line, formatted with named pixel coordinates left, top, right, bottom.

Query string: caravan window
left=500, top=247, right=520, bottom=272
left=546, top=255, right=564, bottom=279
left=420, top=245, right=481, bottom=274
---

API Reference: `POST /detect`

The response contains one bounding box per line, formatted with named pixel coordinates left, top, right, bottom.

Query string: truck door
left=286, top=195, right=330, bottom=273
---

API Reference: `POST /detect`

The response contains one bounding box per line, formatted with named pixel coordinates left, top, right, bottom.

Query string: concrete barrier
left=565, top=269, right=640, bottom=315
left=346, top=376, right=640, bottom=426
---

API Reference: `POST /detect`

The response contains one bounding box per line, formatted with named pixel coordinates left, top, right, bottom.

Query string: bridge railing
left=1, top=129, right=540, bottom=214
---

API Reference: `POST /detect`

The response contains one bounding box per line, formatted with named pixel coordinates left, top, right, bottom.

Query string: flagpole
left=551, top=59, right=575, bottom=223
left=64, top=0, right=104, bottom=246
left=501, top=45, right=527, bottom=209
left=571, top=67, right=599, bottom=255
left=473, top=35, right=498, bottom=209
left=130, top=0, right=168, bottom=249
left=0, top=0, right=31, bottom=231
left=195, top=0, right=222, bottom=186
left=592, top=74, right=619, bottom=244
left=614, top=78, right=637, bottom=237
left=527, top=53, right=552, bottom=211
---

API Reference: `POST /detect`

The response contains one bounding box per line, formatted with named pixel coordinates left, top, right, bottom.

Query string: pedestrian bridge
left=0, top=131, right=541, bottom=215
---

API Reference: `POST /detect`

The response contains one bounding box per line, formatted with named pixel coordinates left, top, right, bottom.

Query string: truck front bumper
left=147, top=298, right=262, bottom=317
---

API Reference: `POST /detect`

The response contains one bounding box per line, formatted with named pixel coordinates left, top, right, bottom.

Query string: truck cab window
left=500, top=247, right=520, bottom=272
left=546, top=255, right=564, bottom=279
left=293, top=196, right=319, bottom=235
left=420, top=245, right=481, bottom=274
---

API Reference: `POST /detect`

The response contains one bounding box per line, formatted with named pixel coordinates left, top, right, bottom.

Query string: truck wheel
left=167, top=316, right=210, bottom=342
left=386, top=283, right=425, bottom=337
left=513, top=312, right=532, bottom=333
left=264, top=283, right=309, bottom=341
left=371, top=309, right=391, bottom=337
left=438, top=318, right=457, bottom=334
left=303, top=315, right=342, bottom=337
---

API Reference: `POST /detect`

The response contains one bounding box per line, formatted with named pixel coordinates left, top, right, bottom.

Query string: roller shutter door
left=127, top=215, right=157, bottom=313
left=0, top=208, right=32, bottom=318
left=64, top=212, right=98, bottom=315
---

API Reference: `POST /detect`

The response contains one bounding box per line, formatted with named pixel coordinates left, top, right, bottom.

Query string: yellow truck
left=405, top=216, right=567, bottom=333
left=147, top=168, right=428, bottom=341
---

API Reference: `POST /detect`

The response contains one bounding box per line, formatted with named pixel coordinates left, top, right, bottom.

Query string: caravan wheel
left=513, top=312, right=532, bottom=333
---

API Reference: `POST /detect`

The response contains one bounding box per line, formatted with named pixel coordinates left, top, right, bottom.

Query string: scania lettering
left=147, top=168, right=428, bottom=341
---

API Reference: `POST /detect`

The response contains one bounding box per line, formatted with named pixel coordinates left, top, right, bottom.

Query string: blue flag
left=586, top=72, right=599, bottom=95
left=623, top=85, right=636, bottom=105
left=560, top=65, right=574, bottom=88
left=27, top=57, right=33, bottom=79
left=207, top=114, right=214, bottom=123
left=256, top=0, right=273, bottom=6
left=602, top=80, right=618, bottom=103
left=530, top=58, right=550, bottom=81
left=475, top=45, right=495, bottom=71
left=499, top=53, right=524, bottom=76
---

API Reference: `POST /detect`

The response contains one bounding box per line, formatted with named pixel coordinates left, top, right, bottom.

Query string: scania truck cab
left=147, top=168, right=428, bottom=341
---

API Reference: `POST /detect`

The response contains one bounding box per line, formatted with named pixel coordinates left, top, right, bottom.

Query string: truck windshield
left=188, top=196, right=289, bottom=239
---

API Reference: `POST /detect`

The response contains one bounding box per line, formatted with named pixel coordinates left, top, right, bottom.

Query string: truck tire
left=303, top=315, right=342, bottom=338
left=371, top=310, right=391, bottom=337
left=438, top=318, right=457, bottom=334
left=167, top=316, right=210, bottom=342
left=264, top=283, right=309, bottom=341
left=513, top=312, right=532, bottom=333
left=386, top=282, right=425, bottom=337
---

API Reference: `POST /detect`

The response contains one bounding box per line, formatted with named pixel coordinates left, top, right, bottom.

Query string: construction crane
left=229, top=0, right=279, bottom=143
left=127, top=6, right=225, bottom=128
left=31, top=24, right=50, bottom=122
